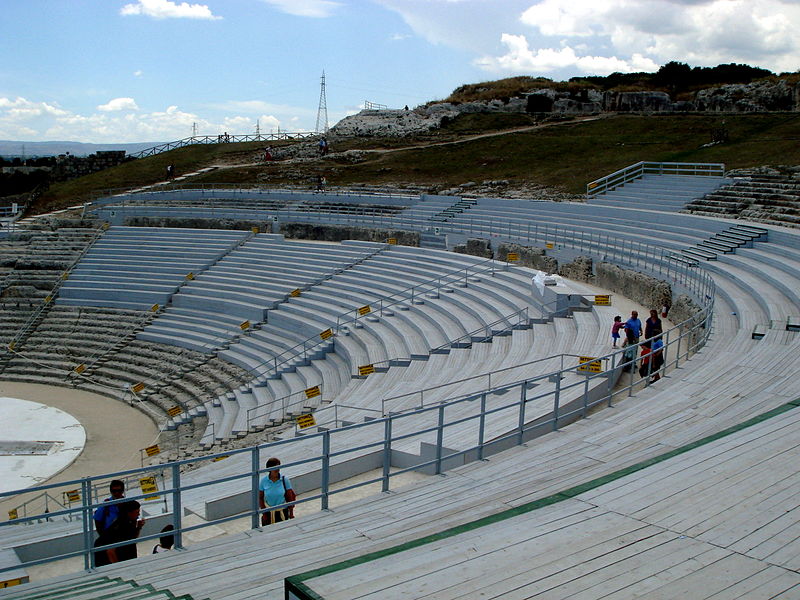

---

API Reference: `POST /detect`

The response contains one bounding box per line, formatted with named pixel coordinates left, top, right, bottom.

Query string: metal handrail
left=586, top=161, right=726, bottom=198
left=0, top=294, right=712, bottom=574
left=0, top=228, right=715, bottom=575
left=129, top=132, right=319, bottom=159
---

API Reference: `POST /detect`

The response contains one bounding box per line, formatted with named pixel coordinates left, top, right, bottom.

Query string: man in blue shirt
left=93, top=480, right=125, bottom=534
left=625, top=310, right=643, bottom=342
left=258, top=458, right=296, bottom=526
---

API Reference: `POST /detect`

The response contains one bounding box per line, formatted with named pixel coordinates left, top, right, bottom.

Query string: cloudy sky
left=1, top=0, right=798, bottom=144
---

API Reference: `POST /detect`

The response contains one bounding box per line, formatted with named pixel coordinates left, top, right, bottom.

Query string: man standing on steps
left=625, top=310, right=643, bottom=343
left=93, top=479, right=126, bottom=534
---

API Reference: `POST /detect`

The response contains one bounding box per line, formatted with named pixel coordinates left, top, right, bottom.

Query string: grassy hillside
left=31, top=112, right=800, bottom=214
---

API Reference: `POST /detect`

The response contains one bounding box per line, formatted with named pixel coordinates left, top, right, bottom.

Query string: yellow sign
left=150, top=303, right=160, bottom=312
left=296, top=414, right=316, bottom=429
left=139, top=476, right=159, bottom=500
left=387, top=238, right=398, bottom=245
left=212, top=455, right=230, bottom=462
left=358, top=305, right=371, bottom=316
left=577, top=356, right=602, bottom=373
left=588, top=182, right=598, bottom=189
left=545, top=242, right=554, bottom=249
left=61, top=271, right=69, bottom=280
left=0, top=577, right=24, bottom=588
left=240, top=320, right=251, bottom=331
left=44, top=295, right=52, bottom=304
left=320, top=328, right=333, bottom=340
left=305, top=385, right=321, bottom=399
left=74, top=363, right=86, bottom=375
left=102, top=222, right=110, bottom=230
left=7, top=342, right=14, bottom=351
left=251, top=226, right=260, bottom=234
left=594, top=295, right=611, bottom=306
left=8, top=509, right=17, bottom=520
left=167, top=406, right=183, bottom=417
left=358, top=364, right=375, bottom=376
left=507, top=252, right=519, bottom=262
left=290, top=288, right=301, bottom=297
left=186, top=272, right=195, bottom=280
left=132, top=382, right=146, bottom=394
left=144, top=444, right=161, bottom=457
left=64, top=489, right=80, bottom=503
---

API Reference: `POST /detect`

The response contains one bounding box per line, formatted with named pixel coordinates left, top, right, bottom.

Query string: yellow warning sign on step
left=64, top=489, right=81, bottom=503
left=387, top=238, right=398, bottom=245
left=167, top=406, right=183, bottom=417
left=320, top=328, right=333, bottom=340
left=240, top=320, right=251, bottom=331
left=577, top=356, right=602, bottom=373
left=507, top=252, right=519, bottom=262
left=140, top=476, right=159, bottom=500
left=74, top=363, right=86, bottom=375
left=545, top=242, right=554, bottom=249
left=358, top=305, right=371, bottom=316
left=291, top=288, right=301, bottom=297
left=296, top=414, right=316, bottom=429
left=145, top=444, right=161, bottom=457
left=7, top=509, right=18, bottom=520
left=186, top=272, right=195, bottom=280
left=594, top=295, right=611, bottom=306
left=150, top=303, right=160, bottom=312
left=305, top=385, right=321, bottom=399
left=132, top=382, right=145, bottom=394
left=359, top=364, right=375, bottom=376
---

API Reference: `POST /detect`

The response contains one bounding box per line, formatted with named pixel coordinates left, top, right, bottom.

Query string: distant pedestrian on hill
left=645, top=309, right=663, bottom=340
left=316, top=175, right=327, bottom=192
left=152, top=524, right=175, bottom=554
left=625, top=310, right=643, bottom=343
left=611, top=315, right=624, bottom=348
left=94, top=500, right=145, bottom=566
left=318, top=138, right=328, bottom=156
left=166, top=164, right=174, bottom=179
left=264, top=146, right=273, bottom=162
left=258, top=457, right=296, bottom=526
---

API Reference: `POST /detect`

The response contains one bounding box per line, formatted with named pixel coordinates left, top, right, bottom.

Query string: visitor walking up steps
left=259, top=457, right=296, bottom=526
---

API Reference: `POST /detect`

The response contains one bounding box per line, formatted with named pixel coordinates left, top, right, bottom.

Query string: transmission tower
left=191, top=122, right=198, bottom=137
left=315, top=71, right=329, bottom=134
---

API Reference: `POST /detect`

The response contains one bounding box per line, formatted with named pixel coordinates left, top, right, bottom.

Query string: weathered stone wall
left=496, top=242, right=559, bottom=272
left=559, top=255, right=593, bottom=281
left=452, top=238, right=493, bottom=258
left=280, top=222, right=419, bottom=246
left=125, top=216, right=266, bottom=231
left=594, top=262, right=672, bottom=310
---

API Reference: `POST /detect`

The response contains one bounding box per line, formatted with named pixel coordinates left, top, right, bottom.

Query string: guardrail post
left=81, top=477, right=93, bottom=570
left=552, top=375, right=561, bottom=431
left=321, top=430, right=331, bottom=509
left=477, top=392, right=487, bottom=460
left=251, top=447, right=261, bottom=529
left=517, top=381, right=527, bottom=445
left=435, top=405, right=445, bottom=475
left=582, top=374, right=590, bottom=417
left=607, top=353, right=616, bottom=407
left=171, top=462, right=183, bottom=549
left=382, top=419, right=392, bottom=492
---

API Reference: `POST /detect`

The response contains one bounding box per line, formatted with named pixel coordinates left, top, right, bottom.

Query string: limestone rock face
left=593, top=262, right=672, bottom=310
left=496, top=242, right=559, bottom=272
left=604, top=91, right=672, bottom=112
left=695, top=79, right=800, bottom=112
left=559, top=256, right=594, bottom=282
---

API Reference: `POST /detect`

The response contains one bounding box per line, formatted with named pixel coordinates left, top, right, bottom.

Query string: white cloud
left=476, top=34, right=658, bottom=75
left=390, top=33, right=411, bottom=41
left=120, top=0, right=221, bottom=20
left=259, top=0, right=342, bottom=18
left=0, top=96, right=313, bottom=143
left=97, top=97, right=140, bottom=112
left=520, top=0, right=599, bottom=37
left=134, top=70, right=143, bottom=78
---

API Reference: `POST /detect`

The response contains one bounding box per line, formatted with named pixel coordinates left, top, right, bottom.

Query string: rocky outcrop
left=559, top=256, right=594, bottom=281
left=453, top=238, right=493, bottom=258
left=593, top=262, right=672, bottom=310
left=496, top=243, right=558, bottom=272
left=695, top=79, right=800, bottom=112
left=280, top=223, right=419, bottom=246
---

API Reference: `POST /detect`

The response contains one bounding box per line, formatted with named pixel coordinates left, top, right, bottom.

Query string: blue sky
left=1, top=0, right=798, bottom=143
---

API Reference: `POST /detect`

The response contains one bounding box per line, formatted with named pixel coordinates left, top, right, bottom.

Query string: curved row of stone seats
left=446, top=199, right=732, bottom=250
left=0, top=225, right=101, bottom=265
left=589, top=173, right=730, bottom=211
left=139, top=236, right=384, bottom=349
left=684, top=175, right=800, bottom=227
left=198, top=249, right=540, bottom=445
left=56, top=227, right=248, bottom=311
left=293, top=405, right=800, bottom=600
left=295, top=200, right=406, bottom=216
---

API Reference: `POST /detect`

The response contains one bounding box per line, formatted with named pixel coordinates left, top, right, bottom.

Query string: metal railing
left=0, top=286, right=712, bottom=574
left=586, top=161, right=726, bottom=198
left=129, top=132, right=319, bottom=159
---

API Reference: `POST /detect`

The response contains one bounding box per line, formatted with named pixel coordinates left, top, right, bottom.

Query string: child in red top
left=611, top=315, right=624, bottom=348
